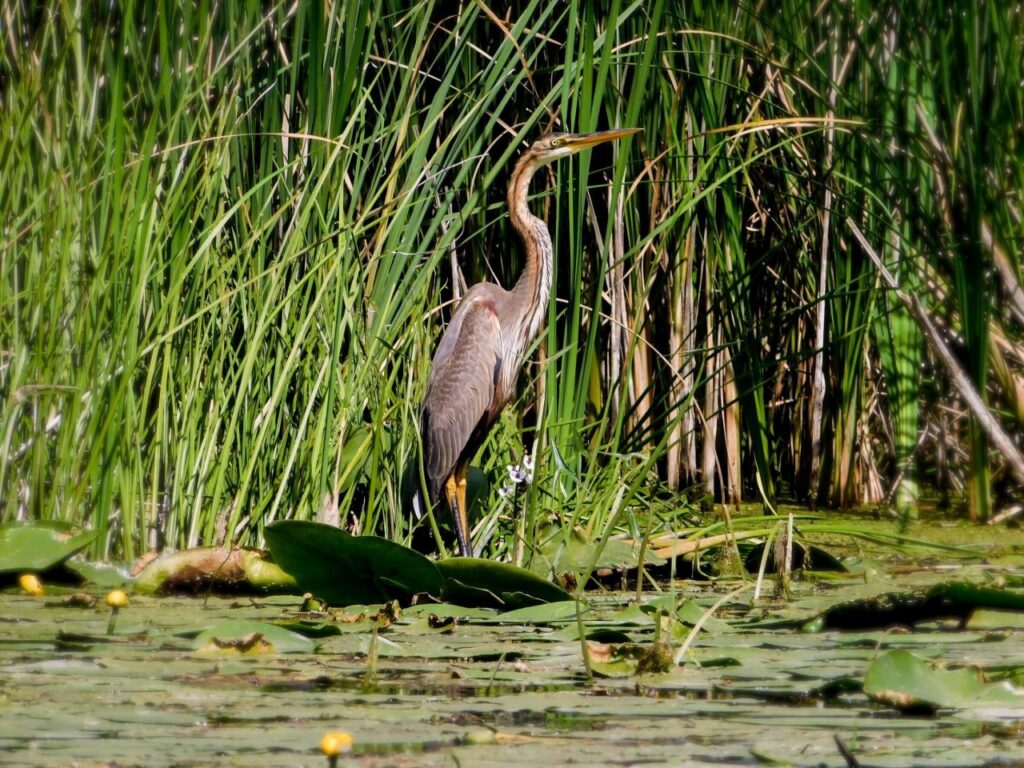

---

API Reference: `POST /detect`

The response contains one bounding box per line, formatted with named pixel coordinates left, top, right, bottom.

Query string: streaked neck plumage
left=505, top=151, right=552, bottom=375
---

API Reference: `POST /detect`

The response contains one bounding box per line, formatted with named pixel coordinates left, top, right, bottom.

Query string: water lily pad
left=675, top=599, right=733, bottom=633
left=496, top=600, right=581, bottom=624
left=0, top=522, right=97, bottom=574
left=817, top=580, right=1024, bottom=629
left=192, top=620, right=316, bottom=654
left=264, top=521, right=443, bottom=606
left=539, top=529, right=666, bottom=573
left=862, top=649, right=1024, bottom=715
left=63, top=558, right=132, bottom=587
left=436, top=557, right=571, bottom=610
left=134, top=547, right=297, bottom=594
left=403, top=603, right=497, bottom=620
left=966, top=609, right=1024, bottom=629
left=864, top=649, right=984, bottom=710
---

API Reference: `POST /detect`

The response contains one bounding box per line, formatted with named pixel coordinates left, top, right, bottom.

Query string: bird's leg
left=456, top=469, right=472, bottom=556
left=445, top=470, right=473, bottom=558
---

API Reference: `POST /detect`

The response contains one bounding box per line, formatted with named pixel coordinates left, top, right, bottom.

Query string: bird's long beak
left=563, top=127, right=641, bottom=151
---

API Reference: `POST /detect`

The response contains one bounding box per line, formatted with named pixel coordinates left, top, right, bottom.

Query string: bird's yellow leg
left=456, top=470, right=471, bottom=556
left=445, top=469, right=473, bottom=558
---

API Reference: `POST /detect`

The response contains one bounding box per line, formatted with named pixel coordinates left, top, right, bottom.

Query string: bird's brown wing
left=420, top=297, right=503, bottom=498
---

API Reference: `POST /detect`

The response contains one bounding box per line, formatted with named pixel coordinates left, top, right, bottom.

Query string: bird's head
left=528, top=128, right=640, bottom=166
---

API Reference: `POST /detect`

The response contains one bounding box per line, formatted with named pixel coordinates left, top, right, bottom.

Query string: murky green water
left=2, top=566, right=1023, bottom=767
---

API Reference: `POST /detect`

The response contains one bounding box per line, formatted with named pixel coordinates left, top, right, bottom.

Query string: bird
left=417, top=128, right=640, bottom=557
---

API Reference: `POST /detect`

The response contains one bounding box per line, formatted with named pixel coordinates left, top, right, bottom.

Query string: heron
left=418, top=127, right=640, bottom=557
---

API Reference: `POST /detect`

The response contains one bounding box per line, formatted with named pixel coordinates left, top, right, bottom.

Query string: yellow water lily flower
left=18, top=573, right=44, bottom=596
left=319, top=731, right=353, bottom=763
left=105, top=589, right=129, bottom=608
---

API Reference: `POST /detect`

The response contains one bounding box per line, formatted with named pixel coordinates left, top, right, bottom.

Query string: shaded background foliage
left=2, top=0, right=1022, bottom=560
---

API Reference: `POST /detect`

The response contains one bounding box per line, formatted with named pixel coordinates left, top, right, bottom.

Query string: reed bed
left=2, top=1, right=1021, bottom=560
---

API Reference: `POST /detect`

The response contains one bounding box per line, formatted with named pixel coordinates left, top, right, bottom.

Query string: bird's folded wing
left=421, top=298, right=503, bottom=492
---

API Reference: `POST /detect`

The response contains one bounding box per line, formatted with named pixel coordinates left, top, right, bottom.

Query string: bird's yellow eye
left=550, top=138, right=562, bottom=148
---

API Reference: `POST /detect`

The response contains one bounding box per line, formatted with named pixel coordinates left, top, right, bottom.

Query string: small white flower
left=506, top=456, right=535, bottom=485
left=497, top=485, right=515, bottom=499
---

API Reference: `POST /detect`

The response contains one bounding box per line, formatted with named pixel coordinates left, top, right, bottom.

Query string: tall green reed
left=2, top=0, right=1021, bottom=564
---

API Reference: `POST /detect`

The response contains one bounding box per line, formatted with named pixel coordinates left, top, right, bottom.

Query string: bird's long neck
left=507, top=154, right=552, bottom=359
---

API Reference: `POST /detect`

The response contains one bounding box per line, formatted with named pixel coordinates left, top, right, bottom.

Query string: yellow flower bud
left=319, top=731, right=353, bottom=757
left=105, top=590, right=129, bottom=608
left=18, top=573, right=44, bottom=596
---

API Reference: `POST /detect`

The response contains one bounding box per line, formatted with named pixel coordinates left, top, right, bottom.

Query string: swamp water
left=3, top=561, right=1024, bottom=768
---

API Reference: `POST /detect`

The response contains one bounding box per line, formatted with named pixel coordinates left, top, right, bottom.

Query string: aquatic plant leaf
left=496, top=600, right=580, bottom=624
left=552, top=624, right=634, bottom=643
left=62, top=558, right=132, bottom=587
left=134, top=547, right=297, bottom=594
left=264, top=521, right=443, bottom=606
left=271, top=620, right=343, bottom=638
left=966, top=609, right=1024, bottom=629
left=538, top=528, right=666, bottom=573
left=816, top=580, right=1024, bottom=629
left=865, top=650, right=1024, bottom=715
left=0, top=522, right=98, bottom=574
left=241, top=550, right=299, bottom=591
left=640, top=597, right=732, bottom=633
left=864, top=650, right=983, bottom=710
left=436, top=558, right=571, bottom=610
left=675, top=599, right=732, bottom=633
left=403, top=603, right=497, bottom=620
left=959, top=680, right=1024, bottom=720
left=607, top=604, right=656, bottom=626
left=192, top=620, right=316, bottom=654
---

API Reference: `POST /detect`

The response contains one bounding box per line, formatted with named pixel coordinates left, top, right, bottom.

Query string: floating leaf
left=403, top=603, right=497, bottom=621
left=816, top=580, right=1024, bottom=630
left=589, top=641, right=673, bottom=677
left=272, top=620, right=343, bottom=638
left=861, top=649, right=1024, bottom=714
left=538, top=528, right=666, bottom=573
left=497, top=600, right=581, bottom=624
left=0, top=522, right=97, bottom=574
left=264, top=521, right=443, bottom=606
left=241, top=550, right=298, bottom=591
left=63, top=558, right=132, bottom=588
left=192, top=620, right=316, bottom=654
left=436, top=557, right=571, bottom=610
left=864, top=650, right=983, bottom=711
left=134, top=547, right=297, bottom=594
left=966, top=609, right=1024, bottom=630
left=675, top=599, right=733, bottom=633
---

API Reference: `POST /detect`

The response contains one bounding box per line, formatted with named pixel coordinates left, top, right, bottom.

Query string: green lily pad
left=133, top=547, right=297, bottom=594
left=271, top=620, right=343, bottom=638
left=538, top=528, right=666, bottom=573
left=675, top=599, right=733, bottom=633
left=63, top=558, right=132, bottom=588
left=864, top=649, right=983, bottom=710
left=403, top=603, right=498, bottom=620
left=264, top=521, right=443, bottom=606
left=966, top=609, right=1024, bottom=629
left=0, top=522, right=98, bottom=574
left=240, top=549, right=298, bottom=590
left=863, top=649, right=1024, bottom=714
left=192, top=620, right=316, bottom=654
left=497, top=600, right=581, bottom=624
left=436, top=557, right=571, bottom=610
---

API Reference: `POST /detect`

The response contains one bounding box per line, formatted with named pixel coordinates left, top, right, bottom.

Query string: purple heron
left=418, top=128, right=640, bottom=557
